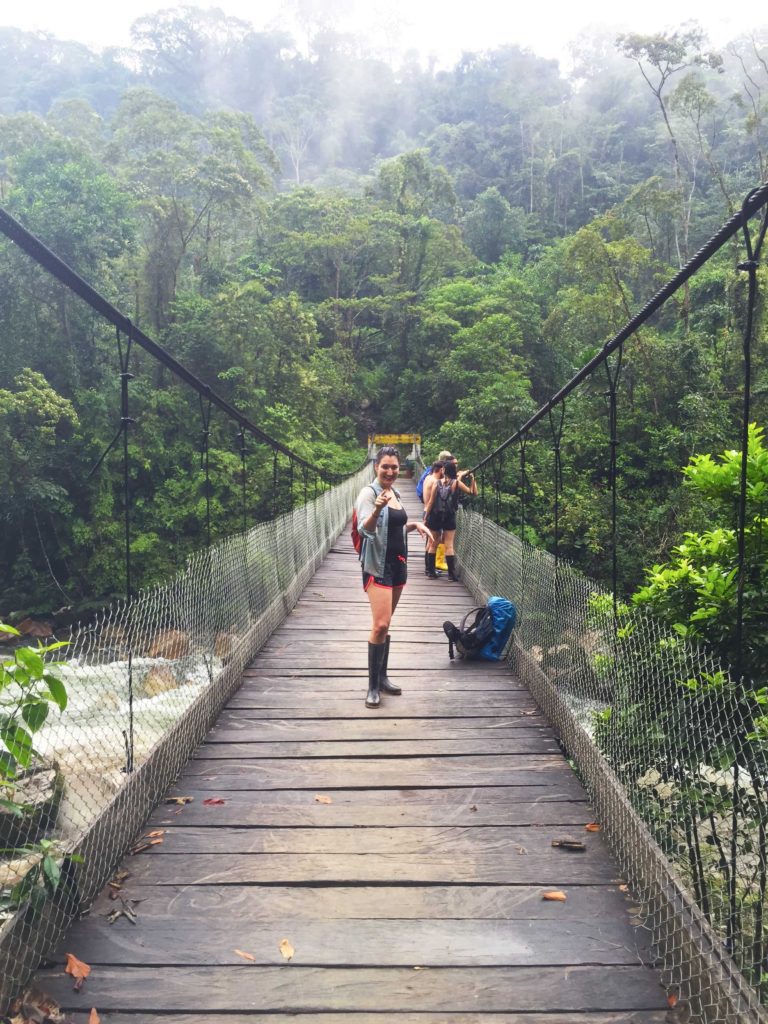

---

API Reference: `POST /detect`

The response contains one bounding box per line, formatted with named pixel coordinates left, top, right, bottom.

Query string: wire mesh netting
left=456, top=507, right=768, bottom=1024
left=0, top=463, right=371, bottom=1008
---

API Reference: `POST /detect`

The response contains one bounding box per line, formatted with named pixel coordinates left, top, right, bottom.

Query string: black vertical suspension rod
left=605, top=346, right=624, bottom=625
left=238, top=430, right=248, bottom=535
left=548, top=405, right=566, bottom=566
left=118, top=327, right=135, bottom=774
left=273, top=452, right=279, bottom=519
left=199, top=393, right=213, bottom=549
left=519, top=438, right=528, bottom=542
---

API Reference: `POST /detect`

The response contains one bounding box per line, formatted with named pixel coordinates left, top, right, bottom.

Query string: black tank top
left=385, top=505, right=407, bottom=561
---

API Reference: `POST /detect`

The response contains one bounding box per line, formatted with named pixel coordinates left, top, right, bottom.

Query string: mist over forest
left=1, top=9, right=767, bottom=676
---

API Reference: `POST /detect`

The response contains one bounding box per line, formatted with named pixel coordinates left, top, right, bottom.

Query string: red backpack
left=351, top=507, right=364, bottom=553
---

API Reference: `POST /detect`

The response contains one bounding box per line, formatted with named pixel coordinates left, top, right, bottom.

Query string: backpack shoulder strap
left=460, top=607, right=486, bottom=632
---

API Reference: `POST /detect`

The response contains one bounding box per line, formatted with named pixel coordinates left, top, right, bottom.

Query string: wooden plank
left=94, top=1014, right=667, bottom=1023
left=149, top=794, right=590, bottom=828
left=219, top=705, right=543, bottom=719
left=39, top=965, right=666, bottom=1013
left=174, top=754, right=577, bottom=790
left=239, top=673, right=525, bottom=691
left=247, top=654, right=501, bottom=669
left=225, top=692, right=537, bottom=708
left=95, top=1015, right=666, bottom=1024
left=131, top=824, right=608, bottom=857
left=194, top=737, right=561, bottom=757
left=122, top=851, right=620, bottom=885
left=207, top=717, right=550, bottom=739
left=86, top=882, right=635, bottom=922
left=59, top=916, right=649, bottom=966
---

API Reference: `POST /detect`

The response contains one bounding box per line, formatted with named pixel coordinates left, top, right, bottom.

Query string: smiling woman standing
left=355, top=445, right=433, bottom=708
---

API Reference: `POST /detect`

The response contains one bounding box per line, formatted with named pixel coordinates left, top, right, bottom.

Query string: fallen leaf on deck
left=618, top=883, right=629, bottom=892
left=145, top=829, right=165, bottom=838
left=469, top=804, right=477, bottom=812
left=166, top=796, right=194, bottom=805
left=279, top=938, right=295, bottom=960
left=542, top=890, right=567, bottom=901
left=514, top=844, right=527, bottom=855
left=89, top=1009, right=101, bottom=1024
left=234, top=949, right=255, bottom=961
left=667, top=992, right=679, bottom=1008
left=203, top=798, right=226, bottom=805
left=64, top=952, right=91, bottom=991
left=314, top=794, right=332, bottom=804
left=585, top=822, right=602, bottom=832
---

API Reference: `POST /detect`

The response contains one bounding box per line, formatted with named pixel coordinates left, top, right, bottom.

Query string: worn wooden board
left=225, top=692, right=538, bottom=709
left=174, top=754, right=577, bottom=791
left=219, top=704, right=543, bottom=719
left=194, top=736, right=560, bottom=757
left=40, top=965, right=665, bottom=1013
left=95, top=1014, right=667, bottom=1024
left=209, top=715, right=548, bottom=737
left=149, top=794, right=590, bottom=828
left=85, top=883, right=634, bottom=922
left=129, top=824, right=608, bottom=857
left=58, top=916, right=649, bottom=966
left=122, top=851, right=622, bottom=885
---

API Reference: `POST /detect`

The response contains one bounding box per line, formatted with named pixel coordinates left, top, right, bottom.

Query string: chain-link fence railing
left=0, top=463, right=370, bottom=1009
left=457, top=507, right=768, bottom=1024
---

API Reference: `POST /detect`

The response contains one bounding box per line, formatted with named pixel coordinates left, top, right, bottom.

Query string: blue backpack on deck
left=443, top=596, right=517, bottom=661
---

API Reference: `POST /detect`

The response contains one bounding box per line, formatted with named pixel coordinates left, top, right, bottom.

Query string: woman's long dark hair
left=444, top=460, right=457, bottom=480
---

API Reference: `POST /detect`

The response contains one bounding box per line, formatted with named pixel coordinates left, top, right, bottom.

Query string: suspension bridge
left=0, top=185, right=767, bottom=1023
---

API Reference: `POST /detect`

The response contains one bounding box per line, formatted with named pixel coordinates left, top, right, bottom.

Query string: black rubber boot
left=379, top=634, right=402, bottom=695
left=446, top=555, right=459, bottom=581
left=424, top=551, right=430, bottom=576
left=425, top=552, right=438, bottom=578
left=366, top=641, right=385, bottom=708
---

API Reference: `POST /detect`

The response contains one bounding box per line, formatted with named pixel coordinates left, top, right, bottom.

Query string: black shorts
left=425, top=511, right=457, bottom=532
left=363, top=555, right=408, bottom=590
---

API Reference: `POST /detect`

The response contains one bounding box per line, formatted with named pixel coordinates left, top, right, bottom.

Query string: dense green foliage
left=0, top=13, right=766, bottom=666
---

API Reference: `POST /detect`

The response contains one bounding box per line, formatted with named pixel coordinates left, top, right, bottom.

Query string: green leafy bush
left=632, top=424, right=768, bottom=685
left=0, top=623, right=73, bottom=913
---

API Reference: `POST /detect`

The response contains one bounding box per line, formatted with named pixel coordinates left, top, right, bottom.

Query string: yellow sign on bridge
left=368, top=433, right=421, bottom=446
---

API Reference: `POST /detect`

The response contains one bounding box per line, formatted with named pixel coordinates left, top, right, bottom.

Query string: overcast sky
left=3, top=0, right=765, bottom=68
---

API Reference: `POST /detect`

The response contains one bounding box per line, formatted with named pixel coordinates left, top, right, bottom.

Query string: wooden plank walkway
left=33, top=477, right=667, bottom=1022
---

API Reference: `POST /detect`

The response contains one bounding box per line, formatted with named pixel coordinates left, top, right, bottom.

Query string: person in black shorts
left=355, top=446, right=433, bottom=708
left=423, top=457, right=476, bottom=581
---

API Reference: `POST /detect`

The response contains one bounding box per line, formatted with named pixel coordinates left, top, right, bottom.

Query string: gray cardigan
left=355, top=480, right=407, bottom=576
